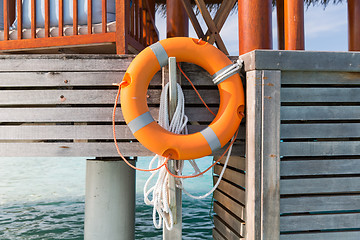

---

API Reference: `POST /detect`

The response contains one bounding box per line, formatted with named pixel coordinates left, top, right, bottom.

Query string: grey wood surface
left=280, top=195, right=360, bottom=214
left=281, top=88, right=360, bottom=102
left=214, top=176, right=245, bottom=205
left=281, top=71, right=360, bottom=85
left=280, top=213, right=360, bottom=232
left=213, top=215, right=243, bottom=240
left=212, top=228, right=227, bottom=240
left=280, top=231, right=360, bottom=240
left=214, top=164, right=245, bottom=187
left=213, top=202, right=245, bottom=237
left=280, top=141, right=360, bottom=156
left=218, top=156, right=245, bottom=171
left=280, top=177, right=360, bottom=195
left=281, top=106, right=360, bottom=120
left=281, top=123, right=360, bottom=138
left=213, top=190, right=245, bottom=220
left=281, top=159, right=360, bottom=176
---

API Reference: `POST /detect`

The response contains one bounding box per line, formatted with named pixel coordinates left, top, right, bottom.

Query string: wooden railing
left=0, top=0, right=158, bottom=54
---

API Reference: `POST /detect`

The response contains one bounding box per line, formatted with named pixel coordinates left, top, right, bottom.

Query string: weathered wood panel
left=214, top=164, right=245, bottom=187
left=213, top=215, right=243, bottom=240
left=280, top=213, right=360, bottom=232
left=213, top=202, right=245, bottom=237
left=212, top=227, right=227, bottom=240
left=280, top=177, right=360, bottom=195
left=280, top=231, right=360, bottom=240
left=213, top=190, right=245, bottom=220
left=281, top=71, right=360, bottom=85
left=218, top=156, right=245, bottom=171
left=281, top=88, right=360, bottom=102
left=281, top=159, right=360, bottom=176
left=280, top=195, right=360, bottom=213
left=214, top=176, right=245, bottom=205
left=281, top=106, right=360, bottom=120
left=280, top=141, right=360, bottom=156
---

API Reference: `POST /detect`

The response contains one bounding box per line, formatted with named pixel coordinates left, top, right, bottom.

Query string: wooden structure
left=0, top=0, right=158, bottom=54
left=237, top=50, right=360, bottom=240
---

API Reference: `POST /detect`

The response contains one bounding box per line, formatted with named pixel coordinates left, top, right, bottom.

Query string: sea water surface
left=0, top=157, right=214, bottom=239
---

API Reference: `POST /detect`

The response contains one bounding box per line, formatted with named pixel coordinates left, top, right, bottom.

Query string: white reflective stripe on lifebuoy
left=149, top=42, right=168, bottom=68
left=212, top=63, right=238, bottom=85
left=127, top=111, right=155, bottom=134
left=200, top=127, right=221, bottom=153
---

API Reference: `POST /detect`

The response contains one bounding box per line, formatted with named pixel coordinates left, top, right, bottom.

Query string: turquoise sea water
left=0, top=157, right=214, bottom=239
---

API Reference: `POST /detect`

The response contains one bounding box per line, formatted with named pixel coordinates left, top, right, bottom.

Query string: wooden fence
left=242, top=50, right=360, bottom=240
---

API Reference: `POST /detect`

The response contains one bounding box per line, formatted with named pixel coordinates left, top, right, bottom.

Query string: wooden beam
left=348, top=0, right=360, bottom=51
left=276, top=0, right=285, bottom=50
left=181, top=0, right=204, bottom=39
left=284, top=0, right=304, bottom=50
left=116, top=0, right=128, bottom=54
left=238, top=0, right=273, bottom=55
left=167, top=0, right=188, bottom=37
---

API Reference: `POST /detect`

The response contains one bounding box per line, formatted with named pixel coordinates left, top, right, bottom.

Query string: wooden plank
left=213, top=215, right=243, bottom=240
left=280, top=141, right=360, bottom=156
left=212, top=228, right=226, bottom=240
left=281, top=159, right=360, bottom=176
left=213, top=202, right=245, bottom=237
left=214, top=176, right=245, bottom=204
left=0, top=55, right=133, bottom=72
left=280, top=177, right=360, bottom=195
left=219, top=156, right=245, bottom=171
left=261, top=70, right=281, bottom=240
left=281, top=123, right=360, bottom=139
left=281, top=71, right=360, bottom=85
left=241, top=50, right=360, bottom=72
left=281, top=106, right=360, bottom=121
left=0, top=89, right=219, bottom=105
left=0, top=72, right=162, bottom=87
left=214, top=164, right=245, bottom=187
left=213, top=190, right=245, bottom=220
left=281, top=88, right=360, bottom=102
left=280, top=231, right=360, bottom=240
left=0, top=107, right=220, bottom=122
left=280, top=195, right=360, bottom=214
left=280, top=213, right=360, bottom=232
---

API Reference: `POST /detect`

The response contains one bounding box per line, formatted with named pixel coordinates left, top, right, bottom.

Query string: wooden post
left=116, top=0, right=128, bottom=54
left=276, top=0, right=285, bottom=50
left=284, top=0, right=304, bottom=50
left=348, top=0, right=360, bottom=51
left=167, top=0, right=188, bottom=37
left=238, top=0, right=272, bottom=55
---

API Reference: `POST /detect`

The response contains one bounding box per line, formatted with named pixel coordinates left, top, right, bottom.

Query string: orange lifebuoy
left=120, top=37, right=245, bottom=160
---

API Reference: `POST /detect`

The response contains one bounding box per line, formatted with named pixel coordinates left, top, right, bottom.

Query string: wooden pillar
left=116, top=0, right=128, bottom=54
left=348, top=0, right=360, bottom=51
left=276, top=0, right=285, bottom=50
left=238, top=0, right=272, bottom=55
left=167, top=0, right=188, bottom=37
left=284, top=0, right=304, bottom=50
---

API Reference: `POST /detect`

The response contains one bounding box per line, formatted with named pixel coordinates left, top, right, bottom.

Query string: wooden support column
left=167, top=0, right=188, bottom=37
left=238, top=0, right=272, bottom=55
left=348, top=0, right=360, bottom=51
left=116, top=0, right=128, bottom=54
left=284, top=0, right=304, bottom=50
left=276, top=0, right=285, bottom=50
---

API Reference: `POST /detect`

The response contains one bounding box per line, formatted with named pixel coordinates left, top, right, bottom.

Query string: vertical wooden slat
left=45, top=0, right=50, bottom=37
left=348, top=0, right=360, bottom=51
left=73, top=0, right=78, bottom=35
left=102, top=0, right=107, bottom=33
left=115, top=0, right=128, bottom=54
left=138, top=0, right=143, bottom=43
left=87, top=0, right=92, bottom=34
left=284, top=0, right=304, bottom=50
left=130, top=0, right=135, bottom=37
left=17, top=0, right=22, bottom=39
left=238, top=0, right=273, bottom=55
left=135, top=0, right=139, bottom=41
left=59, top=0, right=64, bottom=36
left=166, top=0, right=188, bottom=38
left=276, top=0, right=285, bottom=50
left=31, top=0, right=36, bottom=38
left=3, top=0, right=9, bottom=40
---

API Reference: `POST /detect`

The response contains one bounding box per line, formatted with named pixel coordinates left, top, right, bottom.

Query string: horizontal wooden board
left=0, top=89, right=219, bottom=105
left=281, top=123, right=360, bottom=139
left=212, top=228, right=226, bottom=240
left=280, top=141, right=360, bottom=156
left=0, top=72, right=162, bottom=87
left=218, top=156, right=245, bottom=171
left=281, top=88, right=360, bottom=103
left=214, top=176, right=245, bottom=204
left=281, top=71, right=360, bottom=85
left=281, top=106, right=360, bottom=121
left=0, top=107, right=220, bottom=122
left=0, top=142, right=244, bottom=157
left=280, top=177, right=360, bottom=195
left=213, top=202, right=245, bottom=237
left=280, top=231, right=360, bottom=240
left=214, top=164, right=245, bottom=187
left=213, top=215, right=243, bottom=240
left=281, top=159, right=360, bottom=176
left=280, top=195, right=360, bottom=214
left=280, top=212, right=360, bottom=232
left=213, top=190, right=245, bottom=220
